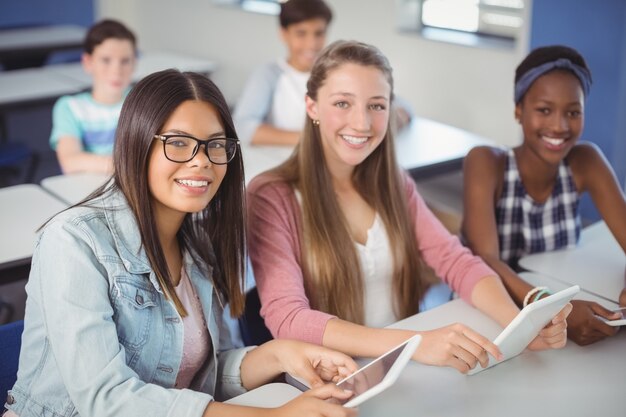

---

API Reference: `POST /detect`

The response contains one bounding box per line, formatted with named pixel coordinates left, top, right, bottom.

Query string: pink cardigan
left=247, top=172, right=496, bottom=345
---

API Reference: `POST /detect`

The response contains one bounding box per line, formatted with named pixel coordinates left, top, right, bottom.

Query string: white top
left=356, top=214, right=396, bottom=328
left=293, top=191, right=395, bottom=327
left=269, top=59, right=309, bottom=132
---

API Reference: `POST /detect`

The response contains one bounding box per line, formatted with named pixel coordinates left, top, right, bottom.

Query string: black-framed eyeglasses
left=154, top=134, right=240, bottom=164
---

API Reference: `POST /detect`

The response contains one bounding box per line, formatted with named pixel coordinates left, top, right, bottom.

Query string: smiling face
left=306, top=63, right=391, bottom=176
left=515, top=69, right=584, bottom=166
left=82, top=38, right=136, bottom=102
left=281, top=18, right=328, bottom=72
left=147, top=100, right=228, bottom=224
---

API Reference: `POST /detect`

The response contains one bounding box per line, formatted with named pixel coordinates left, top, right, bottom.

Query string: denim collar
left=98, top=189, right=213, bottom=295
left=100, top=189, right=153, bottom=274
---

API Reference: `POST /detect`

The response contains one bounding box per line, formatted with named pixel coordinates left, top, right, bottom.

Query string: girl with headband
left=463, top=45, right=626, bottom=346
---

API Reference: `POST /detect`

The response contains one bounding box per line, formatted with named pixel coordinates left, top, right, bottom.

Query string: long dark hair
left=268, top=41, right=423, bottom=323
left=84, top=69, right=245, bottom=317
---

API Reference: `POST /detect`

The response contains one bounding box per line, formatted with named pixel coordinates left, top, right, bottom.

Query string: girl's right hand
left=413, top=323, right=502, bottom=373
left=276, top=384, right=357, bottom=417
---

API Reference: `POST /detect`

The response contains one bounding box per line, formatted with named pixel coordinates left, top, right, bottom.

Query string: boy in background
left=234, top=0, right=332, bottom=146
left=50, top=19, right=136, bottom=174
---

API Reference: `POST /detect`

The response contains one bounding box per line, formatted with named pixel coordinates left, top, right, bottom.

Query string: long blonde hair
left=271, top=40, right=423, bottom=323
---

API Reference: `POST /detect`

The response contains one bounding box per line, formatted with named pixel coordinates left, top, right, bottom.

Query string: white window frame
left=214, top=0, right=281, bottom=15
left=396, top=0, right=526, bottom=49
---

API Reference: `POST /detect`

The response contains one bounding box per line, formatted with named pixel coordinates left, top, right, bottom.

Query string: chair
left=238, top=287, right=273, bottom=346
left=0, top=142, right=39, bottom=186
left=0, top=320, right=24, bottom=402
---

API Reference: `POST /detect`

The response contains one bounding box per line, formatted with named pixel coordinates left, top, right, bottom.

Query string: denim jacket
left=5, top=190, right=253, bottom=417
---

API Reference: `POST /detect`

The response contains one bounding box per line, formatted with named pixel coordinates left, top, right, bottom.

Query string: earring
left=312, top=119, right=320, bottom=126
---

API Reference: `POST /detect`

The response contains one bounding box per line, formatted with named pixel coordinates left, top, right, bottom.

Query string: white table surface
left=230, top=298, right=625, bottom=416
left=225, top=383, right=302, bottom=407
left=40, top=173, right=109, bottom=205
left=519, top=221, right=625, bottom=303
left=519, top=271, right=619, bottom=310
left=49, top=50, right=218, bottom=87
left=0, top=25, right=85, bottom=54
left=238, top=116, right=493, bottom=184
left=0, top=184, right=67, bottom=269
left=395, top=117, right=492, bottom=179
left=0, top=67, right=86, bottom=107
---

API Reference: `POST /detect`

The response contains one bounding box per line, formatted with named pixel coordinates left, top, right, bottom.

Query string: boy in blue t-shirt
left=50, top=19, right=136, bottom=174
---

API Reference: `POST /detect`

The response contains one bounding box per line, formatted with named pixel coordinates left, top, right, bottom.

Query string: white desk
left=40, top=173, right=109, bottom=205
left=395, top=117, right=492, bottom=179
left=519, top=221, right=625, bottom=303
left=49, top=50, right=218, bottom=87
left=225, top=383, right=302, bottom=407
left=238, top=117, right=493, bottom=184
left=520, top=272, right=619, bottom=310
left=0, top=184, right=67, bottom=269
left=0, top=67, right=86, bottom=108
left=231, top=298, right=625, bottom=416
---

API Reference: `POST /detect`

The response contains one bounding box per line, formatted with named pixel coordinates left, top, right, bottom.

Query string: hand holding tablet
left=598, top=307, right=626, bottom=326
left=336, top=335, right=421, bottom=407
left=287, top=335, right=421, bottom=408
left=468, top=285, right=579, bottom=375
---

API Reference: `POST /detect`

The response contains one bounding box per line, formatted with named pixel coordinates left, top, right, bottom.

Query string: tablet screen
left=335, top=341, right=405, bottom=405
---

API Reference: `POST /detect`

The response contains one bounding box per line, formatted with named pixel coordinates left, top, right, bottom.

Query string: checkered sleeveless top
left=496, top=149, right=581, bottom=266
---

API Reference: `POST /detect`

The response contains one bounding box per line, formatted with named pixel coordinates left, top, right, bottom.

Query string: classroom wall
left=96, top=0, right=531, bottom=147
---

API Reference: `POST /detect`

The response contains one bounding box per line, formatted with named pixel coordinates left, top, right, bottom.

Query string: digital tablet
left=598, top=307, right=626, bottom=326
left=286, top=335, right=421, bottom=408
left=468, top=285, right=579, bottom=375
left=337, top=335, right=421, bottom=407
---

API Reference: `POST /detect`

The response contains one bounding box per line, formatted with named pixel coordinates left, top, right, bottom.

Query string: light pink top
left=247, top=171, right=497, bottom=344
left=173, top=266, right=211, bottom=389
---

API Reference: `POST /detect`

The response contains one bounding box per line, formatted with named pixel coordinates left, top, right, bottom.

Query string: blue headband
left=514, top=58, right=592, bottom=103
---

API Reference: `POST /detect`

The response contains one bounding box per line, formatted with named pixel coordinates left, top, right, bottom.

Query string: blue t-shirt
left=49, top=91, right=128, bottom=155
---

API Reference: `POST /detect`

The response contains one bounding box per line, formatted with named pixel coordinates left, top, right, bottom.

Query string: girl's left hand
left=619, top=287, right=626, bottom=308
left=271, top=340, right=359, bottom=387
left=527, top=303, right=573, bottom=351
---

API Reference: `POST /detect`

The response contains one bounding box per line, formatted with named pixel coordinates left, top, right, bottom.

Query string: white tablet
left=468, top=285, right=579, bottom=375
left=336, top=335, right=421, bottom=407
left=285, top=335, right=421, bottom=408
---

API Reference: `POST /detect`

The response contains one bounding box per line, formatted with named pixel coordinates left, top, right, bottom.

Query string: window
left=214, top=0, right=281, bottom=15
left=396, top=0, right=525, bottom=48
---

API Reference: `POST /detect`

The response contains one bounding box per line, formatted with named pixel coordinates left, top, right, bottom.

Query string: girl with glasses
left=247, top=41, right=572, bottom=373
left=4, top=69, right=358, bottom=417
